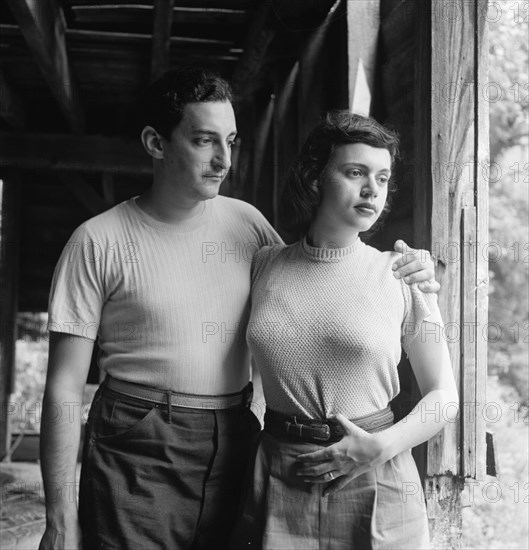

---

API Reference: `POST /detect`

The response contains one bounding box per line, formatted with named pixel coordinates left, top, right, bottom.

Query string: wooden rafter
left=64, top=0, right=253, bottom=7
left=5, top=0, right=84, bottom=133
left=151, top=0, right=175, bottom=82
left=0, top=132, right=152, bottom=175
left=71, top=5, right=246, bottom=26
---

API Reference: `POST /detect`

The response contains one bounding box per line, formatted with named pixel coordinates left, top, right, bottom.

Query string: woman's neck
left=307, top=217, right=359, bottom=249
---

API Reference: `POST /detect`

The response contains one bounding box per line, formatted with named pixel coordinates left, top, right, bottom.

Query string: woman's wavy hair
left=280, top=111, right=400, bottom=237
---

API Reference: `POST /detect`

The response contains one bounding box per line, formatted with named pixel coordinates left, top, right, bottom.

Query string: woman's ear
left=141, top=126, right=164, bottom=160
left=310, top=179, right=320, bottom=194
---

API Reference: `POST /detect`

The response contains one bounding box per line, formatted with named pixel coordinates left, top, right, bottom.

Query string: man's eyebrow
left=191, top=129, right=238, bottom=137
left=342, top=162, right=390, bottom=172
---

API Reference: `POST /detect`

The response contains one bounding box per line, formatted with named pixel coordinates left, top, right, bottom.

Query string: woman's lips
left=354, top=203, right=377, bottom=215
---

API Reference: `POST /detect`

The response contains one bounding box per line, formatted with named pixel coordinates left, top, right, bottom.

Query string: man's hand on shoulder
left=391, top=239, right=440, bottom=293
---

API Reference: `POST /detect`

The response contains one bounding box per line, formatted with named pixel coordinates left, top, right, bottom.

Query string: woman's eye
left=347, top=170, right=362, bottom=178
left=378, top=176, right=389, bottom=185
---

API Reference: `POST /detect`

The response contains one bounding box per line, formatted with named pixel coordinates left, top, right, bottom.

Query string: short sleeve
left=250, top=244, right=285, bottom=289
left=251, top=246, right=271, bottom=289
left=401, top=281, right=444, bottom=355
left=47, top=224, right=105, bottom=340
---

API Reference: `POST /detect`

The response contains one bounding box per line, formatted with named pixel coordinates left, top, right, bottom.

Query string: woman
left=233, top=112, right=458, bottom=549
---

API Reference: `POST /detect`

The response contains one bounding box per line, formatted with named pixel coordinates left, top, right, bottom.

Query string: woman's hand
left=295, top=413, right=392, bottom=497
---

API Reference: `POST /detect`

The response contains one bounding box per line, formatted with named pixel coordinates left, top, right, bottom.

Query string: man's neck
left=136, top=187, right=206, bottom=225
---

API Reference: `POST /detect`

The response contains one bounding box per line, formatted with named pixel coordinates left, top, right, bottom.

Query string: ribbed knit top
left=247, top=237, right=442, bottom=419
left=48, top=195, right=280, bottom=395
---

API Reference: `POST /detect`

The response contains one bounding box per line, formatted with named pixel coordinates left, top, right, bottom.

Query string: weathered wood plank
left=461, top=206, right=478, bottom=476
left=0, top=173, right=21, bottom=460
left=474, top=0, right=489, bottom=483
left=427, top=0, right=478, bottom=478
left=151, top=0, right=175, bottom=82
left=346, top=0, right=380, bottom=114
left=0, top=132, right=152, bottom=175
left=4, top=0, right=84, bottom=133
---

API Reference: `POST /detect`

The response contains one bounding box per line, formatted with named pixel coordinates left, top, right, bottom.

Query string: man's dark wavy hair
left=139, top=67, right=233, bottom=140
left=280, top=111, right=400, bottom=237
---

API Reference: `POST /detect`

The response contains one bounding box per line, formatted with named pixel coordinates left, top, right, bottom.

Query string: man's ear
left=141, top=126, right=164, bottom=160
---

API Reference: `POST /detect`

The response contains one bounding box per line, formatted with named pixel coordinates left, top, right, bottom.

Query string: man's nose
left=212, top=143, right=231, bottom=171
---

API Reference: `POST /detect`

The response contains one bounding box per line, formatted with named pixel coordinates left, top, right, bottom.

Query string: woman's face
left=315, top=143, right=392, bottom=235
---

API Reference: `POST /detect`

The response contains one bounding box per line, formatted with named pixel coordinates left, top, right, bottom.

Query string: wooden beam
left=0, top=132, right=152, bottom=175
left=151, top=0, right=175, bottom=82
left=71, top=5, right=246, bottom=26
left=346, top=0, right=380, bottom=115
left=5, top=0, right=84, bottom=133
left=231, top=1, right=274, bottom=98
left=0, top=69, right=27, bottom=130
left=65, top=0, right=253, bottom=8
left=0, top=172, right=21, bottom=460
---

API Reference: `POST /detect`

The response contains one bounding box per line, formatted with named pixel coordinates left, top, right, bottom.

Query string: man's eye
left=347, top=170, right=362, bottom=178
left=227, top=141, right=236, bottom=148
left=196, top=138, right=212, bottom=145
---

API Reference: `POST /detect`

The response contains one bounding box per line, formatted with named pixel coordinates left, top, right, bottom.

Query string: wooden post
left=413, top=0, right=489, bottom=545
left=0, top=172, right=21, bottom=460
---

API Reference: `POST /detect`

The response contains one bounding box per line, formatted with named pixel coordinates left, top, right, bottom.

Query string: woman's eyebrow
left=341, top=162, right=390, bottom=173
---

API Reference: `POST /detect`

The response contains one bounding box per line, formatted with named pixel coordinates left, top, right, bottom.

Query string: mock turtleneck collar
left=301, top=235, right=364, bottom=261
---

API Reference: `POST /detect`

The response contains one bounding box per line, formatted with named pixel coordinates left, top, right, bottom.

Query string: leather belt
left=104, top=376, right=253, bottom=410
left=264, top=406, right=394, bottom=443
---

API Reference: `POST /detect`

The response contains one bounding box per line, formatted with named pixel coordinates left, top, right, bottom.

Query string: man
left=39, top=68, right=437, bottom=550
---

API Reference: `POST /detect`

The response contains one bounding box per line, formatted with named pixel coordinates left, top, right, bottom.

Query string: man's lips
left=354, top=203, right=377, bottom=214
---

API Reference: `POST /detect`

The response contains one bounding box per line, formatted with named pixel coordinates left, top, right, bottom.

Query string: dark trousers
left=79, top=384, right=261, bottom=550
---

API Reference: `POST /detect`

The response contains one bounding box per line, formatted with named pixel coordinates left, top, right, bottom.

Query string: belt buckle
left=307, top=422, right=331, bottom=441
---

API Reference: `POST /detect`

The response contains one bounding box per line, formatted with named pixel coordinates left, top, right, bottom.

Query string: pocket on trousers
left=90, top=397, right=158, bottom=443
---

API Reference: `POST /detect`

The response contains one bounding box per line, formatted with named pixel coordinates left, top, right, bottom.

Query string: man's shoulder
left=73, top=199, right=134, bottom=237
left=214, top=195, right=264, bottom=219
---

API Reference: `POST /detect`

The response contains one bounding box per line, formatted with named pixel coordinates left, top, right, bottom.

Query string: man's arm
left=392, top=239, right=440, bottom=293
left=39, top=332, right=95, bottom=550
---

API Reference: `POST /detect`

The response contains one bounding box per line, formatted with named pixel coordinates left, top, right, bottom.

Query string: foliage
left=487, top=1, right=529, bottom=409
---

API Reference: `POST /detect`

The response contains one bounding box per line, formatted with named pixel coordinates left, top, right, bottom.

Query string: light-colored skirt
left=231, top=431, right=430, bottom=550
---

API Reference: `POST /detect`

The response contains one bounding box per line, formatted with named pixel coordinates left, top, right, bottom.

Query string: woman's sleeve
left=400, top=281, right=445, bottom=356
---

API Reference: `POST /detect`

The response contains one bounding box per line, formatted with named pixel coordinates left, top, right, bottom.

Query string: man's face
left=160, top=101, right=237, bottom=203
